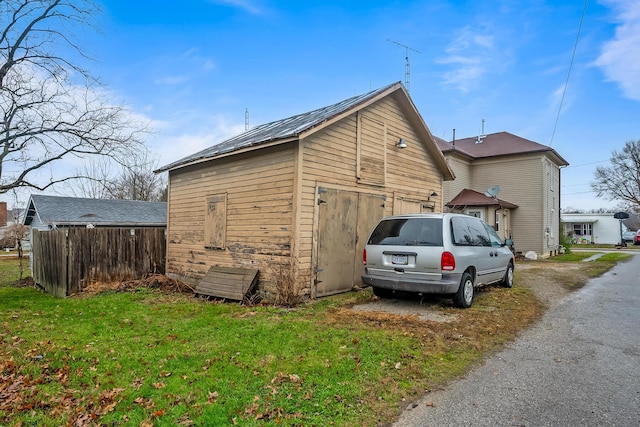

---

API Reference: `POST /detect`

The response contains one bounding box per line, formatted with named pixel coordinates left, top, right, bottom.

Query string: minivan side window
left=368, top=218, right=443, bottom=246
left=483, top=222, right=504, bottom=247
left=451, top=216, right=491, bottom=246
left=451, top=216, right=473, bottom=246
left=465, top=217, right=491, bottom=246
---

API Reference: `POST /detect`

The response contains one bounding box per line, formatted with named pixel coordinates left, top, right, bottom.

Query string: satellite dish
left=484, top=185, right=500, bottom=198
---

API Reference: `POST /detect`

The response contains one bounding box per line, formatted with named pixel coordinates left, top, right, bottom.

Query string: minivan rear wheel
left=453, top=272, right=474, bottom=308
left=372, top=286, right=394, bottom=299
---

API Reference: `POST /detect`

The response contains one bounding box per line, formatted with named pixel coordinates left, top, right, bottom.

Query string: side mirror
left=504, top=238, right=514, bottom=246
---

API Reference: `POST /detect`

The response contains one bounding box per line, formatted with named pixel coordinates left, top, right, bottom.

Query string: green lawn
left=0, top=254, right=624, bottom=426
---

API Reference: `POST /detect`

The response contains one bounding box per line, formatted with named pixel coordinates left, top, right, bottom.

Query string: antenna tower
left=388, top=39, right=421, bottom=93
left=245, top=108, right=249, bottom=131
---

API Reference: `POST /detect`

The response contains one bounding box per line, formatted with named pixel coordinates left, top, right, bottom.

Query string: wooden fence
left=31, top=227, right=166, bottom=297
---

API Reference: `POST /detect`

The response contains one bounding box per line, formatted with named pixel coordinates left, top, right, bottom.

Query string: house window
left=495, top=211, right=500, bottom=232
left=467, top=210, right=482, bottom=219
left=205, top=194, right=227, bottom=249
left=573, top=223, right=592, bottom=236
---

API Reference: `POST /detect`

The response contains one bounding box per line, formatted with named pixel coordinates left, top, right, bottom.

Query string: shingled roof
left=23, top=195, right=167, bottom=227
left=156, top=82, right=453, bottom=180
left=435, top=131, right=569, bottom=166
left=446, top=189, right=518, bottom=209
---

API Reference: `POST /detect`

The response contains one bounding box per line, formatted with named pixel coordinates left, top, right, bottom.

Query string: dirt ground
left=514, top=261, right=578, bottom=306
left=352, top=260, right=580, bottom=321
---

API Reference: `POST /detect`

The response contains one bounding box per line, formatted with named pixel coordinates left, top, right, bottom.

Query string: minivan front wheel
left=501, top=262, right=514, bottom=288
left=453, top=272, right=474, bottom=308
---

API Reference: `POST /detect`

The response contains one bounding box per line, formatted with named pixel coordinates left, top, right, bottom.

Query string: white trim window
left=467, top=209, right=483, bottom=220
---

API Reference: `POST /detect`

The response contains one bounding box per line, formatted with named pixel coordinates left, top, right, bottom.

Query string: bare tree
left=106, top=152, right=166, bottom=201
left=0, top=0, right=147, bottom=194
left=70, top=152, right=167, bottom=201
left=592, top=140, right=640, bottom=209
left=68, top=156, right=115, bottom=199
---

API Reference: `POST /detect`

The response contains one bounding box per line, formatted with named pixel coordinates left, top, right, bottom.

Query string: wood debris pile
left=82, top=274, right=194, bottom=295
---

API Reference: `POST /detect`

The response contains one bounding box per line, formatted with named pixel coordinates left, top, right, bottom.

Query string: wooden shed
left=156, top=82, right=455, bottom=300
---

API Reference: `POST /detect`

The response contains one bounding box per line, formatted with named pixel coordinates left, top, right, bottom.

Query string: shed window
left=205, top=194, right=226, bottom=249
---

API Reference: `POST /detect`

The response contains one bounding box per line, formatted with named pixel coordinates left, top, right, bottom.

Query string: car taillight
left=363, top=249, right=367, bottom=265
left=441, top=251, right=455, bottom=271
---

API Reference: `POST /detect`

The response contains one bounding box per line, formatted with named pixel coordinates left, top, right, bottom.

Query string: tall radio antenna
left=245, top=108, right=249, bottom=131
left=388, top=39, right=421, bottom=93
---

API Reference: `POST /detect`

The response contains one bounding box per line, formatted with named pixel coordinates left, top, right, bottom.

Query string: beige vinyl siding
left=167, top=145, right=296, bottom=291
left=542, top=159, right=561, bottom=253
left=442, top=155, right=472, bottom=202
left=471, top=154, right=545, bottom=254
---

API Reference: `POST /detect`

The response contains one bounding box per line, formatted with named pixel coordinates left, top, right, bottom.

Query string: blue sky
left=8, top=0, right=640, bottom=211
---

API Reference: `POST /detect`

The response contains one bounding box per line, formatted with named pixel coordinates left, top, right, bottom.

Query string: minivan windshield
left=368, top=218, right=443, bottom=246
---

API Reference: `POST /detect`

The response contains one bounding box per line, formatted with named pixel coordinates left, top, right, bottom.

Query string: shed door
left=315, top=188, right=385, bottom=297
left=353, top=192, right=387, bottom=284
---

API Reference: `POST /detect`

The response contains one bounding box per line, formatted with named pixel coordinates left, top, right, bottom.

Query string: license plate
left=392, top=254, right=408, bottom=265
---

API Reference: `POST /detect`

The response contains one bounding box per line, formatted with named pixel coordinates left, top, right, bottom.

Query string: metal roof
left=157, top=82, right=404, bottom=172
left=23, top=195, right=167, bottom=227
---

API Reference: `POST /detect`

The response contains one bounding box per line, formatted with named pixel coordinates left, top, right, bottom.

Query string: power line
left=549, top=0, right=588, bottom=147
left=564, top=159, right=607, bottom=168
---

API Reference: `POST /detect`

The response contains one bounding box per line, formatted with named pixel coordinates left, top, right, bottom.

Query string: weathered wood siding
left=32, top=227, right=166, bottom=297
left=297, top=95, right=444, bottom=293
left=166, top=145, right=296, bottom=294
left=166, top=93, right=447, bottom=298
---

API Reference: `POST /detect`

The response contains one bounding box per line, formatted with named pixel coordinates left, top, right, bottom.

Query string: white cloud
left=153, top=115, right=246, bottom=167
left=595, top=0, right=640, bottom=101
left=154, top=75, right=189, bottom=85
left=437, top=26, right=497, bottom=93
left=549, top=82, right=575, bottom=116
left=209, top=0, right=264, bottom=15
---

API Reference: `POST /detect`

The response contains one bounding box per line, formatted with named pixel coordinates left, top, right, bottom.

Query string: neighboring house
left=561, top=213, right=628, bottom=245
left=156, top=82, right=455, bottom=299
left=23, top=194, right=167, bottom=269
left=23, top=195, right=167, bottom=230
left=22, top=195, right=168, bottom=295
left=0, top=202, right=29, bottom=250
left=435, top=132, right=569, bottom=257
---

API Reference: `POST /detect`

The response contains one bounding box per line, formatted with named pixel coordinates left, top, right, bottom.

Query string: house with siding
left=561, top=212, right=628, bottom=245
left=23, top=195, right=167, bottom=231
left=156, top=82, right=455, bottom=300
left=435, top=132, right=569, bottom=257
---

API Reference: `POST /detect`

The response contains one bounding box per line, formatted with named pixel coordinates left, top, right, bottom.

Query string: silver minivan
left=361, top=213, right=514, bottom=308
